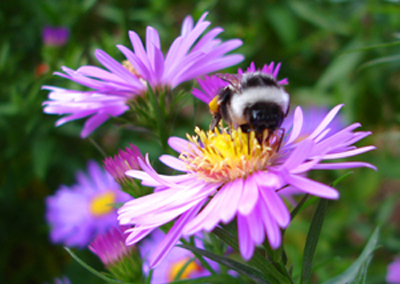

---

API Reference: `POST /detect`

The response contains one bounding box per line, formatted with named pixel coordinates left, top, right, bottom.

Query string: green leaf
left=168, top=274, right=243, bottom=284
left=315, top=42, right=364, bottom=91
left=178, top=244, right=271, bottom=284
left=341, top=40, right=400, bottom=54
left=301, top=198, right=329, bottom=284
left=212, top=227, right=292, bottom=284
left=289, top=2, right=349, bottom=35
left=358, top=55, right=400, bottom=70
left=64, top=247, right=140, bottom=284
left=322, top=227, right=380, bottom=284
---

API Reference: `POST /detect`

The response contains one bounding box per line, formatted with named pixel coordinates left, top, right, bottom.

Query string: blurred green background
left=1, top=0, right=399, bottom=283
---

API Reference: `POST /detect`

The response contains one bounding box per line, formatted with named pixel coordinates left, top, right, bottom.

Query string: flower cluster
left=43, top=11, right=378, bottom=284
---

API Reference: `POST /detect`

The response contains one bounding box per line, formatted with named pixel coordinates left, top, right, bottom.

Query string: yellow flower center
left=167, top=257, right=202, bottom=281
left=89, top=191, right=116, bottom=217
left=180, top=127, right=280, bottom=183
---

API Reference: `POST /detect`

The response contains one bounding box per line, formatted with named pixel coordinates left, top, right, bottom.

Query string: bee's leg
left=239, top=124, right=250, bottom=133
left=239, top=124, right=252, bottom=154
left=209, top=114, right=222, bottom=131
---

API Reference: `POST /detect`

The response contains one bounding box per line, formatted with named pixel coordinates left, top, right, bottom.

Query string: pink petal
left=238, top=175, right=259, bottom=215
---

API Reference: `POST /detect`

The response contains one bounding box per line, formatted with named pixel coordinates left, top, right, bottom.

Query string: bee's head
left=244, top=102, right=284, bottom=132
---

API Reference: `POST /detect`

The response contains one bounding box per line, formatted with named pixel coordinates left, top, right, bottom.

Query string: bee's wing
left=215, top=73, right=242, bottom=90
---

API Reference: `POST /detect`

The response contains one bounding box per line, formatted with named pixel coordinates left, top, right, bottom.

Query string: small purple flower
left=118, top=104, right=376, bottom=267
left=42, top=12, right=244, bottom=138
left=89, top=226, right=135, bottom=267
left=191, top=61, right=288, bottom=104
left=42, top=26, right=70, bottom=47
left=44, top=276, right=71, bottom=284
left=387, top=257, right=400, bottom=283
left=103, top=143, right=144, bottom=184
left=46, top=161, right=132, bottom=247
left=139, top=230, right=215, bottom=283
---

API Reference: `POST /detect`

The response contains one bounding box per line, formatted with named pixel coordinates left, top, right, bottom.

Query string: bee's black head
left=243, top=102, right=285, bottom=132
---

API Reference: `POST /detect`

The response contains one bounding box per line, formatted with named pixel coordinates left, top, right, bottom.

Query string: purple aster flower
left=191, top=61, right=288, bottom=104
left=387, top=257, right=400, bottom=283
left=42, top=12, right=244, bottom=138
left=46, top=161, right=132, bottom=247
left=118, top=104, right=376, bottom=267
left=42, top=26, right=70, bottom=46
left=89, top=226, right=135, bottom=266
left=139, top=230, right=215, bottom=283
left=103, top=143, right=144, bottom=184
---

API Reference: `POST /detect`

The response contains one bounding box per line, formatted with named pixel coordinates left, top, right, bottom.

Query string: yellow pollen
left=168, top=258, right=202, bottom=281
left=89, top=191, right=116, bottom=217
left=180, top=127, right=280, bottom=183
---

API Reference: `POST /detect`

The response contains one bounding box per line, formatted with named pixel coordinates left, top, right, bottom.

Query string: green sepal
left=64, top=247, right=142, bottom=284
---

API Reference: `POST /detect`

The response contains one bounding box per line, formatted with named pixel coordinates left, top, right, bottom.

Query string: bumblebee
left=209, top=72, right=290, bottom=142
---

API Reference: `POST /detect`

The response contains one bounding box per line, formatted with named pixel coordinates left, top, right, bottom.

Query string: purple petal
left=323, top=146, right=376, bottom=160
left=282, top=139, right=314, bottom=171
left=94, top=49, right=138, bottom=84
left=258, top=200, right=281, bottom=249
left=149, top=201, right=204, bottom=268
left=183, top=183, right=229, bottom=234
left=313, top=161, right=377, bottom=171
left=245, top=207, right=265, bottom=244
left=286, top=174, right=339, bottom=199
left=309, top=104, right=344, bottom=140
left=237, top=214, right=254, bottom=260
left=81, top=113, right=110, bottom=138
left=286, top=106, right=304, bottom=145
left=125, top=227, right=154, bottom=245
left=258, top=184, right=290, bottom=228
left=219, top=178, right=243, bottom=223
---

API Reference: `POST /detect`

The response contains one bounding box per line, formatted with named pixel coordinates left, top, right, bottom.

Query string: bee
left=208, top=72, right=290, bottom=143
